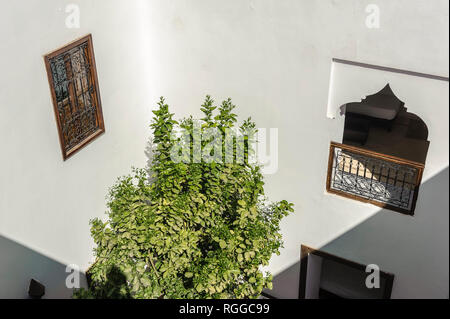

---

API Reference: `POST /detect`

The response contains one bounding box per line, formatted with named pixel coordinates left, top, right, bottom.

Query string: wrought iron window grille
left=44, top=34, right=104, bottom=160
left=326, top=142, right=424, bottom=215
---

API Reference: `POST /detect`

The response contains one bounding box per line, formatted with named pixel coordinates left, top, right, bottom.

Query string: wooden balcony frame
left=326, top=142, right=425, bottom=215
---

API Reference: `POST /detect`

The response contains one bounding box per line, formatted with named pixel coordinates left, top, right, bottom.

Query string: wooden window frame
left=326, top=142, right=424, bottom=216
left=299, top=245, right=395, bottom=299
left=44, top=34, right=105, bottom=160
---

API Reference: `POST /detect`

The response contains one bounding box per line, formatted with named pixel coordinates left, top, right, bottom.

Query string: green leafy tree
left=74, top=96, right=293, bottom=299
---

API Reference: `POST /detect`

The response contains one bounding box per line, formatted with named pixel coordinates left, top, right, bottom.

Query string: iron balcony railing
left=326, top=142, right=424, bottom=215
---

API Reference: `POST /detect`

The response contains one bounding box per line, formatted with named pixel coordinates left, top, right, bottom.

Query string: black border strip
left=332, top=58, right=449, bottom=82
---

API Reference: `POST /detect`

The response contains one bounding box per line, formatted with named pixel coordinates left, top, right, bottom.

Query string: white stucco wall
left=0, top=0, right=153, bottom=298
left=0, top=0, right=448, bottom=298
left=321, top=61, right=449, bottom=299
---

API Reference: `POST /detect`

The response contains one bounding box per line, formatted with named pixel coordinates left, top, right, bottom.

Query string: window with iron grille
left=44, top=34, right=104, bottom=160
left=326, top=84, right=429, bottom=215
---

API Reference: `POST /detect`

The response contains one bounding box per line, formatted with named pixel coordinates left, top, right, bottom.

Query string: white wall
left=321, top=60, right=448, bottom=299
left=0, top=0, right=448, bottom=298
left=0, top=0, right=153, bottom=297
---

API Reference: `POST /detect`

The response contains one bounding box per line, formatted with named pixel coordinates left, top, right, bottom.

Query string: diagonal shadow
left=0, top=235, right=88, bottom=299
left=1, top=168, right=447, bottom=298
left=263, top=167, right=449, bottom=299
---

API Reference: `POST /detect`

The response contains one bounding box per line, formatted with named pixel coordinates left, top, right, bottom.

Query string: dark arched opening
left=340, top=84, right=429, bottom=164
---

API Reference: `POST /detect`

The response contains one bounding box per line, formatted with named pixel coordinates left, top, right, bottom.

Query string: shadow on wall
left=0, top=235, right=88, bottom=299
left=0, top=136, right=158, bottom=299
left=1, top=167, right=447, bottom=298
left=264, top=167, right=449, bottom=299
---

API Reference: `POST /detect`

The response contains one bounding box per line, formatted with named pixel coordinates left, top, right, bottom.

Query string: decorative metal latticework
left=327, top=143, right=424, bottom=215
left=45, top=35, right=104, bottom=160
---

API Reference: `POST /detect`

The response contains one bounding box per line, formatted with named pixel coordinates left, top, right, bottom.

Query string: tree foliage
left=74, top=96, right=293, bottom=299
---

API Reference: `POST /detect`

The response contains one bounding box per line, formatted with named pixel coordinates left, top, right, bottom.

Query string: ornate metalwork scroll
left=44, top=34, right=104, bottom=160
left=326, top=142, right=424, bottom=215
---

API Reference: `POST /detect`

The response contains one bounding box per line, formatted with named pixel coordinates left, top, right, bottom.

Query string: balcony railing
left=326, top=142, right=424, bottom=215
